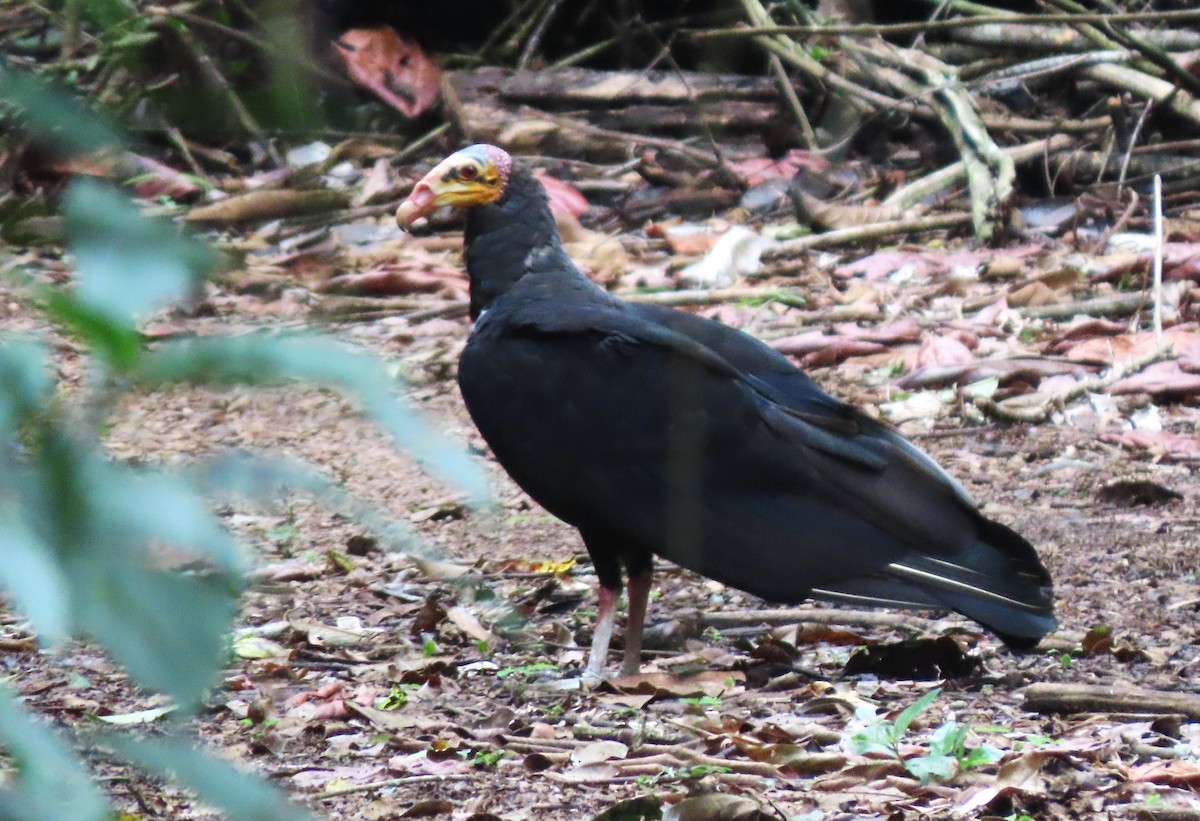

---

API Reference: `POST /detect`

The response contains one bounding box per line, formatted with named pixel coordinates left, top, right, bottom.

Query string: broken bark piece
left=186, top=190, right=350, bottom=225
left=495, top=67, right=785, bottom=105
left=1024, top=683, right=1200, bottom=721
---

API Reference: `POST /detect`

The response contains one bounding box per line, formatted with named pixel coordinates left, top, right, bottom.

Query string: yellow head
left=396, top=144, right=513, bottom=226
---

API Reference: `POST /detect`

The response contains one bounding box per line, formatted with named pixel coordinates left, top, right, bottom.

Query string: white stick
left=1153, top=173, right=1164, bottom=344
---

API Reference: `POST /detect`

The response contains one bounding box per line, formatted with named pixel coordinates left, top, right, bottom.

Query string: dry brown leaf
left=1006, top=281, right=1060, bottom=307
left=569, top=740, right=629, bottom=767
left=445, top=605, right=495, bottom=644
left=606, top=670, right=745, bottom=699
left=957, top=751, right=1047, bottom=813
left=663, top=793, right=772, bottom=821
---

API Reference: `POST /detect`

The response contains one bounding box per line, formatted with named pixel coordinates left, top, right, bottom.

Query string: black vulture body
left=447, top=158, right=1056, bottom=676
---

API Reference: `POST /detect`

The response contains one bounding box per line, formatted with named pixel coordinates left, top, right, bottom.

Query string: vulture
left=396, top=144, right=1056, bottom=677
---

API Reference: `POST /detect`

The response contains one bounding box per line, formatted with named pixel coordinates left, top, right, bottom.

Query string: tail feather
left=811, top=524, right=1055, bottom=646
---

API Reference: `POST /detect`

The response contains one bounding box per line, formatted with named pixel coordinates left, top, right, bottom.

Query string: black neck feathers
left=463, top=164, right=577, bottom=319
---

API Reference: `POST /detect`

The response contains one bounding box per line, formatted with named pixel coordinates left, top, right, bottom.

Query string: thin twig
left=689, top=9, right=1200, bottom=40
left=768, top=54, right=816, bottom=149
left=976, top=340, right=1174, bottom=423
left=1153, top=173, right=1164, bottom=344
left=764, top=211, right=974, bottom=259
left=623, top=287, right=807, bottom=308
left=315, top=774, right=471, bottom=799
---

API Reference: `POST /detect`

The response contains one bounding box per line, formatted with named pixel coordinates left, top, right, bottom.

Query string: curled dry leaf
left=965, top=749, right=1047, bottom=802
left=898, top=357, right=1088, bottom=390
left=1121, top=759, right=1200, bottom=787
left=445, top=605, right=495, bottom=644
left=607, top=670, right=745, bottom=699
left=556, top=211, right=628, bottom=288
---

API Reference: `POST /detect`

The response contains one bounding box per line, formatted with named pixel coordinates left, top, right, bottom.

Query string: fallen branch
left=1018, top=292, right=1148, bottom=320
left=315, top=773, right=472, bottom=799
left=702, top=607, right=934, bottom=632
left=975, top=338, right=1172, bottom=423
left=764, top=212, right=974, bottom=259
left=1023, top=683, right=1200, bottom=721
left=885, top=135, right=1074, bottom=210
left=622, top=287, right=806, bottom=308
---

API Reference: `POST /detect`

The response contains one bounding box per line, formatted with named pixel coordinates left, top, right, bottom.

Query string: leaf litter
left=6, top=105, right=1200, bottom=821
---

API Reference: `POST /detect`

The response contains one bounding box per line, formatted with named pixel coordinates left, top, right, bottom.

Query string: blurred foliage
left=0, top=64, right=484, bottom=821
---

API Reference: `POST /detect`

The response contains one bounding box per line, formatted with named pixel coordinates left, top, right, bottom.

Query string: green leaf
left=81, top=0, right=139, bottom=31
left=68, top=559, right=236, bottom=710
left=22, top=438, right=241, bottom=708
left=42, top=291, right=142, bottom=369
left=904, top=753, right=957, bottom=785
left=0, top=66, right=121, bottom=155
left=0, top=686, right=109, bottom=821
left=928, top=721, right=968, bottom=758
left=849, top=721, right=896, bottom=758
left=109, top=733, right=312, bottom=821
left=89, top=461, right=243, bottom=572
left=132, top=334, right=488, bottom=503
left=961, top=744, right=1004, bottom=769
left=893, top=687, right=940, bottom=739
left=0, top=510, right=70, bottom=644
left=64, top=178, right=215, bottom=324
left=0, top=339, right=51, bottom=435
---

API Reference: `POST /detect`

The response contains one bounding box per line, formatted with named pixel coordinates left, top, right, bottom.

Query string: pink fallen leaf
left=1100, top=429, right=1200, bottom=460
left=728, top=149, right=828, bottom=185
left=898, top=357, right=1089, bottom=390
left=535, top=173, right=589, bottom=218
left=1108, top=360, right=1200, bottom=396
left=284, top=681, right=342, bottom=710
left=831, top=318, right=923, bottom=344
left=915, top=333, right=975, bottom=370
left=1045, top=317, right=1129, bottom=353
left=1064, top=330, right=1200, bottom=365
left=318, top=263, right=466, bottom=296
left=1092, top=242, right=1200, bottom=283
left=803, top=339, right=888, bottom=367
left=332, top=27, right=442, bottom=118
left=1122, top=759, right=1200, bottom=787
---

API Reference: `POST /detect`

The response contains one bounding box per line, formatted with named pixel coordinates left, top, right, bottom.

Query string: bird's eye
left=458, top=165, right=479, bottom=181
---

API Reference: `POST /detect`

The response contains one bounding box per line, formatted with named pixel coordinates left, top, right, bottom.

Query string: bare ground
left=3, top=253, right=1200, bottom=821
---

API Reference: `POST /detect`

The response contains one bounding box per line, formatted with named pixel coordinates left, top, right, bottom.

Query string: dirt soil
left=4, top=222, right=1200, bottom=821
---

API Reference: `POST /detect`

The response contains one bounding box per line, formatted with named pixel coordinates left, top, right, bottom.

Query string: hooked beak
left=395, top=147, right=504, bottom=228
left=396, top=180, right=437, bottom=226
